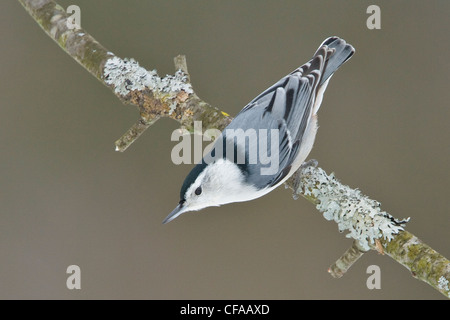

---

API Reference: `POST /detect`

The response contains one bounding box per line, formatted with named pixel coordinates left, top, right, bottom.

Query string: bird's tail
left=315, top=37, right=355, bottom=86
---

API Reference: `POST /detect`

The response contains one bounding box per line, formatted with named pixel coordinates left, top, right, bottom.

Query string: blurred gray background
left=1, top=0, right=448, bottom=299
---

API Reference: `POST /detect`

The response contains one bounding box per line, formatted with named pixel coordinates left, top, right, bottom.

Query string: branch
left=328, top=240, right=369, bottom=278
left=20, top=0, right=449, bottom=298
left=287, top=166, right=449, bottom=297
left=18, top=0, right=232, bottom=152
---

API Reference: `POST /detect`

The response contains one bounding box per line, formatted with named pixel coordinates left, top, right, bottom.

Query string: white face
left=182, top=159, right=254, bottom=211
left=164, top=159, right=275, bottom=223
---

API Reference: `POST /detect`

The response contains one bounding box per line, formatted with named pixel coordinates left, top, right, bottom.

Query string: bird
left=163, top=36, right=354, bottom=224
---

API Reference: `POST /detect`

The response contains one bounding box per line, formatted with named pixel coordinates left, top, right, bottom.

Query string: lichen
left=438, top=276, right=449, bottom=292
left=299, top=166, right=409, bottom=250
left=103, top=57, right=193, bottom=99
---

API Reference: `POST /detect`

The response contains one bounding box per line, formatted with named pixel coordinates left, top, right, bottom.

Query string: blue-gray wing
left=218, top=37, right=355, bottom=189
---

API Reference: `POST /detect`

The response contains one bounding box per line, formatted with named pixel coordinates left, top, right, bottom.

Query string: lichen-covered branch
left=18, top=0, right=111, bottom=81
left=18, top=0, right=232, bottom=152
left=381, top=230, right=450, bottom=297
left=20, top=0, right=449, bottom=298
left=289, top=166, right=410, bottom=251
left=287, top=166, right=449, bottom=298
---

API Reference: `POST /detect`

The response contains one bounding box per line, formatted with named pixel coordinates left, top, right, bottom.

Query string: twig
left=115, top=116, right=159, bottom=152
left=328, top=240, right=369, bottom=278
left=174, top=55, right=190, bottom=82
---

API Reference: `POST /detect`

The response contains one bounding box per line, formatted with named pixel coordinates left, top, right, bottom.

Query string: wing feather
left=211, top=37, right=354, bottom=189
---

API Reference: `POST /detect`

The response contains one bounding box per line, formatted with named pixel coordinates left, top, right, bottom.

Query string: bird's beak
left=162, top=202, right=187, bottom=224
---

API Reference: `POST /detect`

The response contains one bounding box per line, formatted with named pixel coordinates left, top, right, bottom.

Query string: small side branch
left=174, top=55, right=190, bottom=82
left=115, top=117, right=159, bottom=152
left=328, top=240, right=369, bottom=278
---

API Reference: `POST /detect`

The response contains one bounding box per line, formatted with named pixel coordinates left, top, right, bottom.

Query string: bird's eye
left=195, top=186, right=202, bottom=196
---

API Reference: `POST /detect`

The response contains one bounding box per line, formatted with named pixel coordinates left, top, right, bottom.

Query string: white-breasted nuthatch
left=163, top=37, right=354, bottom=224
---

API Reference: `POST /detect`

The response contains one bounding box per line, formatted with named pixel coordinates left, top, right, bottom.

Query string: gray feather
left=207, top=37, right=354, bottom=189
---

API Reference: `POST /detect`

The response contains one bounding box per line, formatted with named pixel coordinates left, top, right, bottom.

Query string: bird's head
left=163, top=158, right=257, bottom=224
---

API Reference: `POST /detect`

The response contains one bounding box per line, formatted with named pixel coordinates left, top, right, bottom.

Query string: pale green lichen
left=298, top=166, right=409, bottom=250
left=438, top=276, right=449, bottom=292
left=103, top=57, right=193, bottom=98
